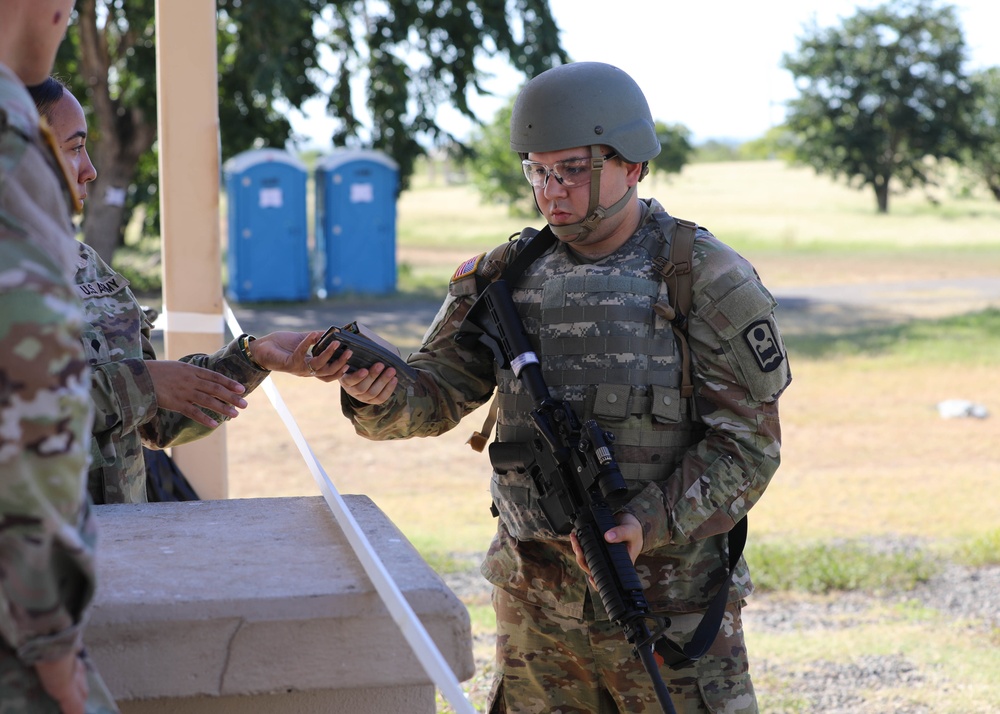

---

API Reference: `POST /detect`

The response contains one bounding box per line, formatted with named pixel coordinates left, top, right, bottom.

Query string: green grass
left=954, top=529, right=1000, bottom=567
left=746, top=540, right=939, bottom=594
left=784, top=307, right=1000, bottom=362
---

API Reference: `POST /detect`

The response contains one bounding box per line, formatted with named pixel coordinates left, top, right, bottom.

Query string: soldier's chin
left=547, top=220, right=581, bottom=240
left=551, top=226, right=584, bottom=243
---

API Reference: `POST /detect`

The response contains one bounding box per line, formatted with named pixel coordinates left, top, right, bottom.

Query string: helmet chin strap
left=547, top=145, right=635, bottom=241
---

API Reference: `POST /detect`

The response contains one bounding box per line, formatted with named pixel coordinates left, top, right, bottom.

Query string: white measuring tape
left=222, top=301, right=475, bottom=714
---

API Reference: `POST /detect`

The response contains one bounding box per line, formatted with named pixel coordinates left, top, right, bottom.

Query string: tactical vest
left=487, top=213, right=707, bottom=541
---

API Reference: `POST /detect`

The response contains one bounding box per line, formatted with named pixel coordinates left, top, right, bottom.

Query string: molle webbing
left=540, top=333, right=675, bottom=359
left=496, top=390, right=689, bottom=422
left=494, top=422, right=697, bottom=485
left=533, top=365, right=679, bottom=389
left=542, top=274, right=660, bottom=303
left=520, top=302, right=655, bottom=325
left=496, top=417, right=696, bottom=451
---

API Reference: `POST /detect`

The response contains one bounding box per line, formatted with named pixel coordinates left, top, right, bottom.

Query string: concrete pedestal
left=87, top=496, right=475, bottom=713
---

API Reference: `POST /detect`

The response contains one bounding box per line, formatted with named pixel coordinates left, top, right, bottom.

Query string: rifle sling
left=466, top=227, right=555, bottom=452
left=500, top=224, right=556, bottom=283
left=654, top=516, right=748, bottom=670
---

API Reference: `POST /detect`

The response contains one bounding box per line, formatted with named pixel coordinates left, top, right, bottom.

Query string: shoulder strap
left=647, top=213, right=748, bottom=671
left=474, top=225, right=554, bottom=291
left=651, top=213, right=697, bottom=399
left=467, top=226, right=555, bottom=452
left=667, top=216, right=697, bottom=325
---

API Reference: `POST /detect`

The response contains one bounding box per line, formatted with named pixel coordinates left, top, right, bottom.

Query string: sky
left=289, top=0, right=1000, bottom=146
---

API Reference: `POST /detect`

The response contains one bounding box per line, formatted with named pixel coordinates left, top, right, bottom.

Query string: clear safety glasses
left=521, top=151, right=618, bottom=188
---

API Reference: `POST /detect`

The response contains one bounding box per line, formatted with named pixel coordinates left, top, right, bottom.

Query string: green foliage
left=56, top=0, right=567, bottom=257
left=961, top=67, right=1000, bottom=201
left=781, top=0, right=978, bottom=213
left=739, top=125, right=799, bottom=162
left=746, top=540, right=938, bottom=594
left=466, top=95, right=536, bottom=216
left=692, top=139, right=742, bottom=163
left=649, top=121, right=693, bottom=176
left=110, top=235, right=162, bottom=296
left=216, top=1, right=325, bottom=157
left=318, top=0, right=567, bottom=186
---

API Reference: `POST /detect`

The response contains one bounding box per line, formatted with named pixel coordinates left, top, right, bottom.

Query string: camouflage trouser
left=487, top=588, right=757, bottom=714
left=0, top=648, right=119, bottom=714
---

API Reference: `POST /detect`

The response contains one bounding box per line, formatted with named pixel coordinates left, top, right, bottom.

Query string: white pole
left=154, top=0, right=228, bottom=498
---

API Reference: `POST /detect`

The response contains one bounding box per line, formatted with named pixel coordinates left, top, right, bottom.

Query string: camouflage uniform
left=343, top=199, right=790, bottom=713
left=0, top=62, right=118, bottom=713
left=74, top=240, right=271, bottom=504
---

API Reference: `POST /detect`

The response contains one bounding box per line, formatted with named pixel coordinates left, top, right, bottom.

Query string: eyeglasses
left=521, top=151, right=618, bottom=188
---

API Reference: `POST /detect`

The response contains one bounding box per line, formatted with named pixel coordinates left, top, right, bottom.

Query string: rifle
left=458, top=278, right=678, bottom=714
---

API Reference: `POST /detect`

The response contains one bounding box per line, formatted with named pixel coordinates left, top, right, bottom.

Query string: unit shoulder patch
left=742, top=319, right=784, bottom=373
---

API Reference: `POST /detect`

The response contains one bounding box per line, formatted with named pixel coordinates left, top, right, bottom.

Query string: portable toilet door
left=223, top=148, right=310, bottom=303
left=315, top=149, right=399, bottom=296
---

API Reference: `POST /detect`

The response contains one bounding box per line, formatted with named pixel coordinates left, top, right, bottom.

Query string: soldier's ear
left=625, top=160, right=645, bottom=186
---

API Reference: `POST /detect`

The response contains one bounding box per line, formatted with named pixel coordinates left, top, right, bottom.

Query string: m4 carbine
left=458, top=279, right=677, bottom=714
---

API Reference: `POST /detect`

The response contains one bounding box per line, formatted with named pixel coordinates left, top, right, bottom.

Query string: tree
left=467, top=94, right=537, bottom=216
left=963, top=67, right=1000, bottom=200
left=739, top=125, right=799, bottom=162
left=56, top=0, right=566, bottom=262
left=781, top=0, right=978, bottom=213
left=649, top=121, right=692, bottom=177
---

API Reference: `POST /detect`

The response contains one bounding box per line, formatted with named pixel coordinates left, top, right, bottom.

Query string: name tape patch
left=77, top=274, right=130, bottom=299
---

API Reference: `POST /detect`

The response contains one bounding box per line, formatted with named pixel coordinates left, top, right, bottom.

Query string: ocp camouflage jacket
left=0, top=63, right=97, bottom=666
left=76, top=242, right=270, bottom=504
left=344, top=198, right=791, bottom=617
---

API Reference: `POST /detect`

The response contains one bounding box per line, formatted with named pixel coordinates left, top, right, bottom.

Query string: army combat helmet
left=510, top=62, right=660, bottom=240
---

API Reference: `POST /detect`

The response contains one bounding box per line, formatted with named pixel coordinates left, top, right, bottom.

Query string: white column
left=154, top=0, right=227, bottom=499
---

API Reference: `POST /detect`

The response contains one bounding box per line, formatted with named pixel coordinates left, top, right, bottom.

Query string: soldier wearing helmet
left=511, top=61, right=660, bottom=250
left=336, top=62, right=790, bottom=713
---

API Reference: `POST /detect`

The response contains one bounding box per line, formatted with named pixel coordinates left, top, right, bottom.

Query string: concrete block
left=86, top=495, right=474, bottom=711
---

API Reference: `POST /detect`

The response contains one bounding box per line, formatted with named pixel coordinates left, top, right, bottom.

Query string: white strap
left=222, top=301, right=474, bottom=714
left=152, top=309, right=225, bottom=334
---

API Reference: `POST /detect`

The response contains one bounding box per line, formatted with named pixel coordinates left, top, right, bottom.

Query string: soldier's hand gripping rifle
left=457, top=279, right=677, bottom=714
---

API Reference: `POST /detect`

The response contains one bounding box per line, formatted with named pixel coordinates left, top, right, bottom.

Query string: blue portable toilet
left=223, top=148, right=310, bottom=303
left=315, top=149, right=399, bottom=296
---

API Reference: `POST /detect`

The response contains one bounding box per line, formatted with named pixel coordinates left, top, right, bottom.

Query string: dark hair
left=27, top=76, right=68, bottom=121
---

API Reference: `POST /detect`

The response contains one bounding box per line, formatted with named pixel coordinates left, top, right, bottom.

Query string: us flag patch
left=451, top=253, right=485, bottom=282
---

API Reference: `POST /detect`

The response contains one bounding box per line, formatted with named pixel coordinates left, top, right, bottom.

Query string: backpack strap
left=647, top=214, right=749, bottom=671
left=651, top=214, right=698, bottom=399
